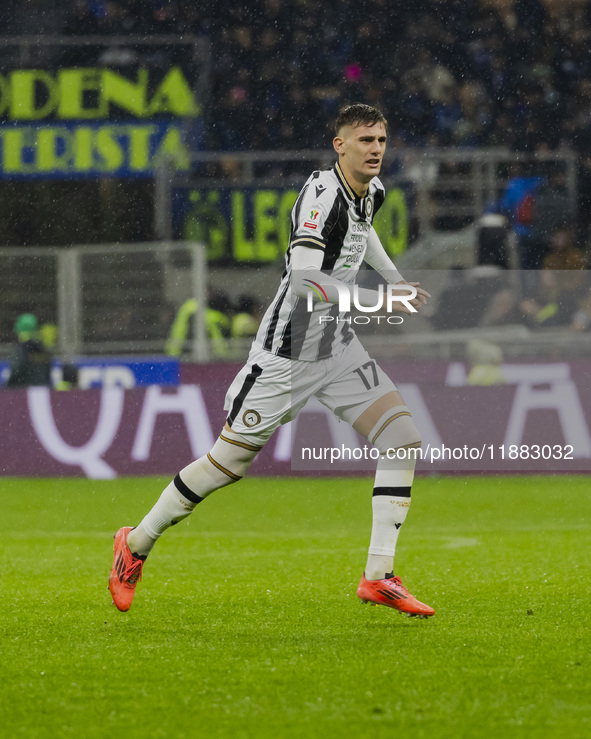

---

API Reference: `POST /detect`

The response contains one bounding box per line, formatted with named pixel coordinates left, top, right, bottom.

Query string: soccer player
left=109, top=103, right=435, bottom=618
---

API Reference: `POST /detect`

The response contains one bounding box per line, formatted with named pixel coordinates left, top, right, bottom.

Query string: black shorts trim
left=226, top=363, right=263, bottom=427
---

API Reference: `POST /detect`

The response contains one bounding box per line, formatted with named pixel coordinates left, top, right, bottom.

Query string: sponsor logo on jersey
left=304, top=209, right=319, bottom=229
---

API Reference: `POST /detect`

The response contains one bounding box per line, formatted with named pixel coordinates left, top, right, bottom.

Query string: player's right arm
left=289, top=174, right=428, bottom=311
left=291, top=245, right=425, bottom=313
left=291, top=245, right=387, bottom=307
left=365, top=226, right=430, bottom=311
left=289, top=174, right=384, bottom=308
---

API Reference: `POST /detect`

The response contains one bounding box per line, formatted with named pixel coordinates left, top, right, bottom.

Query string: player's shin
left=364, top=406, right=420, bottom=580
left=127, top=431, right=261, bottom=558
left=365, top=463, right=413, bottom=580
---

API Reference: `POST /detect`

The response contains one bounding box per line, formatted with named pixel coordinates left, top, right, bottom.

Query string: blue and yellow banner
left=0, top=66, right=201, bottom=179
left=0, top=120, right=195, bottom=178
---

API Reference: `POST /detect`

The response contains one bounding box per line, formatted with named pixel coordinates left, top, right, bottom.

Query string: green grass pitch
left=1, top=475, right=590, bottom=738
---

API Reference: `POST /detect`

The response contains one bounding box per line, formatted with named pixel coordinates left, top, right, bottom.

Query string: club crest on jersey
left=304, top=209, right=319, bottom=229
left=365, top=198, right=373, bottom=218
left=242, top=409, right=261, bottom=427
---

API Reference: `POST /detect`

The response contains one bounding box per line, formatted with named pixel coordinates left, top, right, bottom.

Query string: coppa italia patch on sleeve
left=303, top=208, right=320, bottom=229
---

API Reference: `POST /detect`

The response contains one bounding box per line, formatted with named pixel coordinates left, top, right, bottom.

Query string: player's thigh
left=224, top=349, right=291, bottom=443
left=316, top=341, right=403, bottom=435
left=223, top=345, right=324, bottom=444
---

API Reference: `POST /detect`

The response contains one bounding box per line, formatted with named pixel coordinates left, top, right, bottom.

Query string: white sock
left=127, top=453, right=235, bottom=558
left=365, top=494, right=411, bottom=579
left=126, top=478, right=197, bottom=557
left=364, top=455, right=414, bottom=580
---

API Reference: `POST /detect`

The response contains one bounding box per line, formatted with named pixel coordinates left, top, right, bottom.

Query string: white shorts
left=224, top=337, right=398, bottom=444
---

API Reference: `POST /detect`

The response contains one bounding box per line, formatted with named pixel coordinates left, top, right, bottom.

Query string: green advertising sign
left=181, top=187, right=408, bottom=263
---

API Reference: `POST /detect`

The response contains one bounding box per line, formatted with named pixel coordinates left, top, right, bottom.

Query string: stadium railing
left=0, top=241, right=209, bottom=361
left=0, top=242, right=590, bottom=363
left=155, top=148, right=578, bottom=245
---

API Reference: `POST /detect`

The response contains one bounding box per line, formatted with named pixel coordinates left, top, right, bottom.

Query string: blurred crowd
left=3, top=0, right=591, bottom=153
left=203, top=0, right=591, bottom=153
left=21, top=0, right=591, bottom=153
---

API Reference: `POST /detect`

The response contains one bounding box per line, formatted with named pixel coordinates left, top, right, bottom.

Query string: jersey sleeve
left=291, top=244, right=386, bottom=308
left=364, top=226, right=403, bottom=283
left=372, top=178, right=386, bottom=216
left=290, top=174, right=340, bottom=253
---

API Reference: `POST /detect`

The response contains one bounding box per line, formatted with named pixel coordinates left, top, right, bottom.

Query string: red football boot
left=357, top=573, right=435, bottom=618
left=109, top=526, right=144, bottom=612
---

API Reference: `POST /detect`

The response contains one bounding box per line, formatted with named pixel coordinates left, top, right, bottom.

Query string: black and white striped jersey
left=254, top=161, right=386, bottom=361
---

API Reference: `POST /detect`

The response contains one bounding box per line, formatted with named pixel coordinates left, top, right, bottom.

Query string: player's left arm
left=364, top=226, right=430, bottom=312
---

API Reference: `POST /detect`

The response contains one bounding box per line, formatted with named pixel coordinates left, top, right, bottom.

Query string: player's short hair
left=335, top=104, right=387, bottom=134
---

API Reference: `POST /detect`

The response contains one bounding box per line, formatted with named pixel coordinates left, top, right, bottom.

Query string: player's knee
left=177, top=431, right=263, bottom=501
left=368, top=405, right=421, bottom=455
left=208, top=430, right=263, bottom=480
